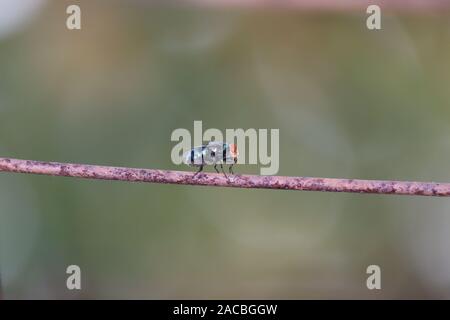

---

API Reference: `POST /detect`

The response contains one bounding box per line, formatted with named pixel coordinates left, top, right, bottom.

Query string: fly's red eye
left=229, top=144, right=238, bottom=158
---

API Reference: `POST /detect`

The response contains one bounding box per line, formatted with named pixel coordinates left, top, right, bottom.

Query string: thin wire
left=1, top=157, right=450, bottom=196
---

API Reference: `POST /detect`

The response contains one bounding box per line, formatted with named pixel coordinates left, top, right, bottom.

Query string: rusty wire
left=1, top=157, right=450, bottom=196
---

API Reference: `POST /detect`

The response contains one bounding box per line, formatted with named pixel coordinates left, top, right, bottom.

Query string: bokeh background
left=1, top=0, right=450, bottom=299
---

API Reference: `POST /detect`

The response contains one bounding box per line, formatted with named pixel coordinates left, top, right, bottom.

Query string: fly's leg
left=220, top=164, right=228, bottom=179
left=193, top=165, right=203, bottom=177
left=229, top=158, right=237, bottom=175
left=214, top=164, right=220, bottom=174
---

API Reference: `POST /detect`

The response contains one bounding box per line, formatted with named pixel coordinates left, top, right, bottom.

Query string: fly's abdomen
left=183, top=147, right=205, bottom=166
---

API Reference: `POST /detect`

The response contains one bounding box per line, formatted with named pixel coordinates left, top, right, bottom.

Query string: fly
left=183, top=141, right=238, bottom=178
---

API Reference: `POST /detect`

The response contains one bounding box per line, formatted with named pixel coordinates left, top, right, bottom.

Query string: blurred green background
left=1, top=0, right=450, bottom=299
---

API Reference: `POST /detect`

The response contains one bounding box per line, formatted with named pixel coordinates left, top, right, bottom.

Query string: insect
left=183, top=141, right=238, bottom=177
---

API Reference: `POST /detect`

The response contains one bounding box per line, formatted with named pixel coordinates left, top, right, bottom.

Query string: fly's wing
left=183, top=145, right=207, bottom=166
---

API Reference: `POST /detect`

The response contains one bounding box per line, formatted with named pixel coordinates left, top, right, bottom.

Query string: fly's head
left=229, top=144, right=238, bottom=163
